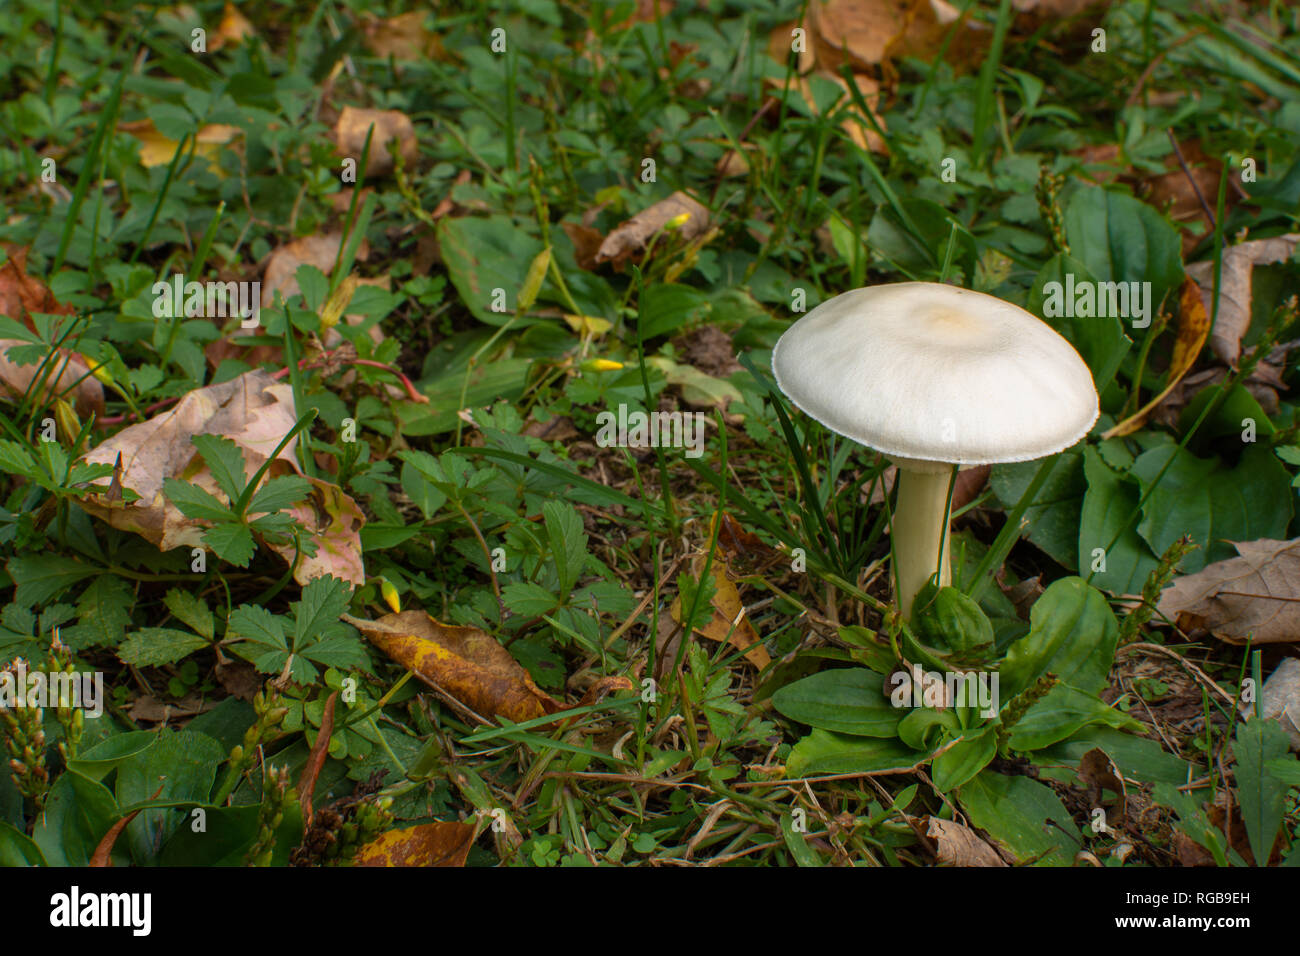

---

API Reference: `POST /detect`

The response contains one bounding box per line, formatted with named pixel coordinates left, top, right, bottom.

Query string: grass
left=0, top=0, right=1298, bottom=869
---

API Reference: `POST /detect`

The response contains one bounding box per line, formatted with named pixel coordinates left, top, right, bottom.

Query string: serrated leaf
left=191, top=434, right=247, bottom=503
left=292, top=575, right=352, bottom=648
left=227, top=604, right=286, bottom=650
left=248, top=475, right=313, bottom=515
left=202, top=522, right=256, bottom=566
left=163, top=478, right=234, bottom=522
left=65, top=576, right=134, bottom=650
left=163, top=589, right=214, bottom=641
left=117, top=628, right=209, bottom=667
left=7, top=554, right=98, bottom=606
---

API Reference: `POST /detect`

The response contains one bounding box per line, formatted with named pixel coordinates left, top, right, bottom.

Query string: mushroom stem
left=892, top=465, right=953, bottom=620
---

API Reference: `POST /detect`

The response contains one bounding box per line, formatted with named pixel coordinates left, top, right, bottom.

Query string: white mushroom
left=772, top=282, right=1099, bottom=620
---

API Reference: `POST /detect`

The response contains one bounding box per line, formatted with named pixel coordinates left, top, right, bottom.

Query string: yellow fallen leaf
left=119, top=119, right=240, bottom=172
left=1103, top=278, right=1210, bottom=439
left=346, top=610, right=564, bottom=723
left=353, top=822, right=475, bottom=867
left=671, top=556, right=772, bottom=670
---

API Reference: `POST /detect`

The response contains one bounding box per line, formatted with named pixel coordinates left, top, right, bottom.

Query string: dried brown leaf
left=1186, top=234, right=1300, bottom=364
left=333, top=106, right=417, bottom=178
left=671, top=558, right=772, bottom=670
left=1157, top=537, right=1300, bottom=644
left=80, top=370, right=365, bottom=586
left=926, top=816, right=1007, bottom=866
left=595, top=191, right=712, bottom=267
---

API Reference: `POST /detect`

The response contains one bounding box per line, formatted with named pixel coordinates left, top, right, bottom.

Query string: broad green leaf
left=118, top=628, right=209, bottom=667
left=1007, top=684, right=1143, bottom=751
left=896, top=707, right=960, bottom=751
left=436, top=215, right=544, bottom=325
left=67, top=730, right=159, bottom=781
left=1064, top=187, right=1184, bottom=305
left=772, top=669, right=902, bottom=737
left=404, top=358, right=533, bottom=435
left=1033, top=727, right=1192, bottom=786
left=1132, top=444, right=1293, bottom=572
left=999, top=577, right=1117, bottom=696
left=501, top=581, right=560, bottom=617
left=116, top=729, right=224, bottom=864
left=958, top=770, right=1079, bottom=866
left=1234, top=717, right=1292, bottom=865
left=637, top=283, right=711, bottom=340
left=1028, top=253, right=1131, bottom=390
left=786, top=729, right=922, bottom=777
left=159, top=802, right=303, bottom=866
left=292, top=575, right=352, bottom=648
left=191, top=434, right=247, bottom=503
left=33, top=769, right=120, bottom=866
left=0, top=821, right=46, bottom=866
left=1079, top=445, right=1159, bottom=594
left=302, top=633, right=369, bottom=670
left=932, top=725, right=998, bottom=792
left=990, top=449, right=1086, bottom=572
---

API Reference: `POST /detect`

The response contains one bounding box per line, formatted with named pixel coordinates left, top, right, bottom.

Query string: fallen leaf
left=1258, top=657, right=1300, bottom=750
left=210, top=2, right=255, bottom=51
left=1158, top=538, right=1300, bottom=645
left=671, top=557, right=772, bottom=670
left=595, top=191, right=712, bottom=267
left=0, top=248, right=103, bottom=415
left=118, top=119, right=240, bottom=172
left=361, top=11, right=447, bottom=61
left=0, top=341, right=105, bottom=418
left=298, top=690, right=338, bottom=826
left=1078, top=747, right=1127, bottom=821
left=346, top=610, right=564, bottom=723
left=262, top=234, right=370, bottom=311
left=1142, top=140, right=1226, bottom=258
left=1103, top=277, right=1211, bottom=438
left=560, top=221, right=604, bottom=271
left=800, top=0, right=986, bottom=79
left=79, top=370, right=365, bottom=586
left=646, top=355, right=741, bottom=409
left=353, top=822, right=476, bottom=867
left=127, top=693, right=214, bottom=724
left=1186, top=234, right=1299, bottom=365
left=926, top=816, right=1007, bottom=866
left=0, top=244, right=73, bottom=326
left=333, top=106, right=418, bottom=178
left=1012, top=0, right=1104, bottom=17
left=90, top=782, right=163, bottom=867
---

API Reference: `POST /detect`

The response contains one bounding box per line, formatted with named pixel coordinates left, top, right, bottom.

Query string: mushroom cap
left=771, top=282, right=1099, bottom=467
